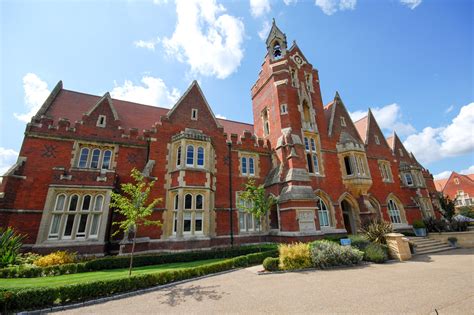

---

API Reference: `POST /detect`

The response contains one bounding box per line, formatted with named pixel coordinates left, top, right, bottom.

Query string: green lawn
left=0, top=258, right=223, bottom=289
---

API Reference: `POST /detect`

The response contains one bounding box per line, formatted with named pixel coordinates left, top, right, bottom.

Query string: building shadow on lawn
left=157, top=284, right=228, bottom=307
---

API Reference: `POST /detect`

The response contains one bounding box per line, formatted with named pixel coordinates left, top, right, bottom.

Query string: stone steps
left=408, top=237, right=454, bottom=255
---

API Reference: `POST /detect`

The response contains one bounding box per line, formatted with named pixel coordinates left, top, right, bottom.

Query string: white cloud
left=400, top=0, right=422, bottom=10
left=404, top=103, right=474, bottom=164
left=153, top=0, right=168, bottom=4
left=0, top=147, right=19, bottom=175
left=350, top=103, right=416, bottom=137
left=444, top=105, right=454, bottom=114
left=258, top=20, right=271, bottom=40
left=433, top=171, right=452, bottom=180
left=461, top=165, right=474, bottom=175
left=314, top=0, right=356, bottom=16
left=283, top=0, right=298, bottom=5
left=250, top=0, right=270, bottom=18
left=110, top=76, right=180, bottom=108
left=215, top=114, right=227, bottom=119
left=162, top=0, right=245, bottom=79
left=134, top=37, right=160, bottom=51
left=14, top=73, right=51, bottom=123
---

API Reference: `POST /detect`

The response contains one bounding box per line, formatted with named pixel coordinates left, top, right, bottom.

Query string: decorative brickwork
left=0, top=22, right=440, bottom=254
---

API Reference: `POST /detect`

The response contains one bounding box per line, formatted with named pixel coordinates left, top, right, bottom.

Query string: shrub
left=423, top=217, right=447, bottom=232
left=15, top=252, right=41, bottom=266
left=262, top=257, right=279, bottom=271
left=0, top=244, right=277, bottom=278
left=323, top=235, right=344, bottom=243
left=412, top=220, right=425, bottom=229
left=278, top=243, right=312, bottom=270
left=459, top=207, right=474, bottom=219
left=363, top=243, right=388, bottom=263
left=33, top=251, right=77, bottom=267
left=449, top=220, right=468, bottom=232
left=348, top=235, right=370, bottom=251
left=310, top=240, right=363, bottom=269
left=360, top=220, right=393, bottom=244
left=0, top=250, right=276, bottom=312
left=0, top=227, right=25, bottom=267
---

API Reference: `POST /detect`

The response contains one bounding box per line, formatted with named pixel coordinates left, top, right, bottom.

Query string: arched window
left=90, top=149, right=101, bottom=169
left=304, top=137, right=310, bottom=151
left=310, top=138, right=316, bottom=151
left=78, top=148, right=89, bottom=168
left=306, top=153, right=314, bottom=173
left=69, top=195, right=79, bottom=211
left=388, top=199, right=402, bottom=224
left=94, top=195, right=104, bottom=211
left=273, top=41, right=282, bottom=59
left=54, top=194, right=66, bottom=211
left=185, top=194, right=193, bottom=210
left=176, top=146, right=182, bottom=167
left=317, top=198, right=330, bottom=227
left=186, top=145, right=194, bottom=166
left=197, top=147, right=204, bottom=167
left=102, top=150, right=112, bottom=170
left=82, top=195, right=91, bottom=211
left=196, top=194, right=203, bottom=210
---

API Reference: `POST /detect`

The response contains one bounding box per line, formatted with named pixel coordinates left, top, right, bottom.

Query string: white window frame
left=96, top=115, right=107, bottom=128
left=340, top=116, right=346, bottom=127
left=404, top=173, right=414, bottom=186
left=388, top=199, right=402, bottom=224
left=316, top=198, right=331, bottom=228
left=191, top=108, right=198, bottom=120
left=280, top=104, right=288, bottom=115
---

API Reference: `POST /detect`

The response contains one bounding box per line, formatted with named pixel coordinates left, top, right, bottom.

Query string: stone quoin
left=0, top=21, right=441, bottom=254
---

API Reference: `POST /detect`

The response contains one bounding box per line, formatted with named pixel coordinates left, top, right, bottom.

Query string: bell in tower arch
left=266, top=19, right=287, bottom=61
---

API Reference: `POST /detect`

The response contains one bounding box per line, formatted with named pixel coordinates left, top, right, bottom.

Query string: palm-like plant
left=0, top=227, right=25, bottom=267
left=360, top=220, right=393, bottom=244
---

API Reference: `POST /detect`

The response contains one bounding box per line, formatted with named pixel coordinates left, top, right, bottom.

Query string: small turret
left=266, top=19, right=288, bottom=61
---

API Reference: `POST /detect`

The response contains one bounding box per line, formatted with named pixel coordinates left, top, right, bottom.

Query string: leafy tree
left=458, top=206, right=474, bottom=219
left=439, top=195, right=456, bottom=222
left=239, top=179, right=276, bottom=249
left=111, top=168, right=161, bottom=276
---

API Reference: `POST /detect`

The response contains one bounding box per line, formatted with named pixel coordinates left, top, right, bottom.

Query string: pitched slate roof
left=39, top=84, right=253, bottom=136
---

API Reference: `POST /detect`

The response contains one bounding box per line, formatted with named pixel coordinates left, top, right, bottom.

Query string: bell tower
left=251, top=20, right=327, bottom=234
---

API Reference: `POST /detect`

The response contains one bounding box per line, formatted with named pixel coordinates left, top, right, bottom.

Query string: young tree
left=239, top=179, right=276, bottom=249
left=111, top=168, right=161, bottom=276
left=439, top=195, right=456, bottom=222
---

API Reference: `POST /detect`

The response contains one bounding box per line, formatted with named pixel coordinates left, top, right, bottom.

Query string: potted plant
left=447, top=237, right=458, bottom=248
left=412, top=220, right=427, bottom=237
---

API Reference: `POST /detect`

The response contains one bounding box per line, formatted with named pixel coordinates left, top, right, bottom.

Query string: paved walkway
left=59, top=249, right=474, bottom=314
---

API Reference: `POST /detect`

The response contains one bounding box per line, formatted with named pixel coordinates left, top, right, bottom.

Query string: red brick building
left=434, top=172, right=474, bottom=209
left=0, top=22, right=440, bottom=254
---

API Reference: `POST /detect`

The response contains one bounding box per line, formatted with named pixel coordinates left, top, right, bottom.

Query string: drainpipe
left=227, top=142, right=234, bottom=247
left=146, top=139, right=151, bottom=163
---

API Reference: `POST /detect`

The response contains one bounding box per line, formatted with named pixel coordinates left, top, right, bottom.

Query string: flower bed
left=0, top=244, right=277, bottom=279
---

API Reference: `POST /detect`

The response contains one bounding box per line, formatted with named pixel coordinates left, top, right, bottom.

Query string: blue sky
left=1, top=0, right=473, bottom=179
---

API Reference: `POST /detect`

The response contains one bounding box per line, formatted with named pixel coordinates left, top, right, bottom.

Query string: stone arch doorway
left=341, top=199, right=355, bottom=234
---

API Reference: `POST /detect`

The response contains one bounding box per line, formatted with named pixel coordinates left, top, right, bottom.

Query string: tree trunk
left=128, top=226, right=138, bottom=277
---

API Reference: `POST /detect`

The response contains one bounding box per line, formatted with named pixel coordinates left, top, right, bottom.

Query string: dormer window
left=340, top=116, right=346, bottom=127
left=97, top=115, right=106, bottom=128
left=454, top=178, right=460, bottom=185
left=273, top=41, right=282, bottom=59
left=374, top=135, right=380, bottom=145
left=191, top=109, right=198, bottom=120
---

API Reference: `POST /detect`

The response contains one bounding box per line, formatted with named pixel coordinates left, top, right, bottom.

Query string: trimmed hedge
left=0, top=244, right=277, bottom=279
left=363, top=243, right=388, bottom=263
left=262, top=257, right=279, bottom=271
left=0, top=250, right=277, bottom=312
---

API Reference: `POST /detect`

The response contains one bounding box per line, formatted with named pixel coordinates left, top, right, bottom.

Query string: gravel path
left=58, top=248, right=474, bottom=314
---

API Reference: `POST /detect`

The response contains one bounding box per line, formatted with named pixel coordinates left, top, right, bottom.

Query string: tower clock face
left=294, top=55, right=302, bottom=65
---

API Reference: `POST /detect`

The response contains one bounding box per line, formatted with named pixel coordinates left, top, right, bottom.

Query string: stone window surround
left=171, top=138, right=213, bottom=172
left=378, top=160, right=394, bottom=183
left=35, top=186, right=112, bottom=246
left=71, top=141, right=118, bottom=171
left=165, top=188, right=212, bottom=239
left=238, top=151, right=260, bottom=178
left=303, top=133, right=322, bottom=176
left=385, top=194, right=408, bottom=226
left=96, top=115, right=107, bottom=128
left=340, top=152, right=370, bottom=179
left=236, top=191, right=265, bottom=234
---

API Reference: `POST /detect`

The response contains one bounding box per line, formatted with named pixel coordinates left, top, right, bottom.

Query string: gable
left=328, top=93, right=363, bottom=144
left=392, top=133, right=412, bottom=163
left=166, top=81, right=222, bottom=131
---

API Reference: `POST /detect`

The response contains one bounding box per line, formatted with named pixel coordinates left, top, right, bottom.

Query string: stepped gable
left=36, top=82, right=253, bottom=137
left=327, top=92, right=364, bottom=144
